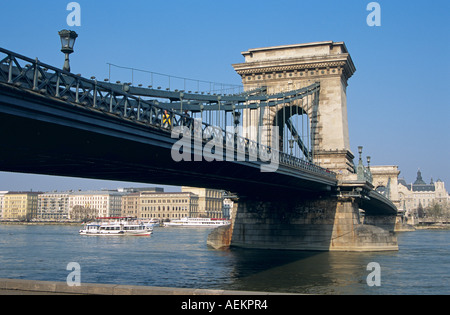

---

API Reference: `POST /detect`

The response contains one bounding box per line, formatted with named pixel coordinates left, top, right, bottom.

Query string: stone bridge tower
left=370, top=165, right=401, bottom=208
left=233, top=41, right=356, bottom=175
left=206, top=42, right=399, bottom=252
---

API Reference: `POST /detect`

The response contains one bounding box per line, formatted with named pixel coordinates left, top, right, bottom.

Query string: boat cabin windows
left=99, top=226, right=121, bottom=231
left=123, top=225, right=144, bottom=230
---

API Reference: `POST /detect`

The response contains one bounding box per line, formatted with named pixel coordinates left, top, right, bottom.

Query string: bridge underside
left=0, top=83, right=334, bottom=198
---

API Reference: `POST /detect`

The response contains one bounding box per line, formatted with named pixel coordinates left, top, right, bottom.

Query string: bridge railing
left=356, top=162, right=373, bottom=184
left=0, top=47, right=336, bottom=181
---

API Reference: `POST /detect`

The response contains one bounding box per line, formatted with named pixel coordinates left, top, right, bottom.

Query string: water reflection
left=0, top=225, right=449, bottom=294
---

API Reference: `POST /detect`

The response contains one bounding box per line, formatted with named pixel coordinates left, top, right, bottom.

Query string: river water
left=0, top=224, right=449, bottom=295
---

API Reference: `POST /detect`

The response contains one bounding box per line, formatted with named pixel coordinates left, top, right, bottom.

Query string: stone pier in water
left=208, top=195, right=398, bottom=252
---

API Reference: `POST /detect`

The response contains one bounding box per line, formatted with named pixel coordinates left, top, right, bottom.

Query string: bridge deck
left=0, top=81, right=336, bottom=197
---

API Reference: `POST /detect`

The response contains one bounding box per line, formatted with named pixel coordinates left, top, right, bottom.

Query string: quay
left=0, top=278, right=287, bottom=295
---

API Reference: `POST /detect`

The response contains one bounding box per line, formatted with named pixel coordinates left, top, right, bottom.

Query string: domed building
left=398, top=169, right=449, bottom=223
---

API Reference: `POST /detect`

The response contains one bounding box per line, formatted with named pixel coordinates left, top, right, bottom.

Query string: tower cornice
left=233, top=41, right=356, bottom=81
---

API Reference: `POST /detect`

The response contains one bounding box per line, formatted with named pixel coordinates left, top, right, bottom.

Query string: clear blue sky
left=0, top=0, right=449, bottom=191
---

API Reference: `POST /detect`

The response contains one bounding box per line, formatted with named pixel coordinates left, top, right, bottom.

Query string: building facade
left=2, top=192, right=40, bottom=220
left=398, top=170, right=450, bottom=219
left=181, top=187, right=224, bottom=218
left=68, top=191, right=124, bottom=220
left=222, top=198, right=234, bottom=219
left=121, top=192, right=140, bottom=217
left=37, top=192, right=70, bottom=220
left=0, top=187, right=230, bottom=221
left=0, top=191, right=8, bottom=218
left=139, top=191, right=198, bottom=220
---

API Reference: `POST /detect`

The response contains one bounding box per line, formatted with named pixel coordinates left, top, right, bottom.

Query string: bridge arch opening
left=272, top=103, right=313, bottom=161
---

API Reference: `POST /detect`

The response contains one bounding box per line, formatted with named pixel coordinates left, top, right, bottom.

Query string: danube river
left=0, top=224, right=449, bottom=295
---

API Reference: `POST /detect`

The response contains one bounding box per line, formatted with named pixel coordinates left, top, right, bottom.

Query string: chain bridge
left=0, top=41, right=398, bottom=251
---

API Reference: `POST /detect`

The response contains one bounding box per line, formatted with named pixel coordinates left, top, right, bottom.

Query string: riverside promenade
left=0, top=278, right=286, bottom=295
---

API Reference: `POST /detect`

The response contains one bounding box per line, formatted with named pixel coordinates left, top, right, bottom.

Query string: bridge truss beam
left=0, top=47, right=335, bottom=183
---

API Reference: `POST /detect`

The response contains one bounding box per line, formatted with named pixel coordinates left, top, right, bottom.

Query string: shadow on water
left=218, top=230, right=450, bottom=295
left=216, top=247, right=394, bottom=294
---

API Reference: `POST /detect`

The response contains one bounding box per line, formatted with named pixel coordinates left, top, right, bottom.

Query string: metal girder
left=285, top=118, right=312, bottom=161
left=99, top=81, right=321, bottom=112
left=109, top=81, right=319, bottom=103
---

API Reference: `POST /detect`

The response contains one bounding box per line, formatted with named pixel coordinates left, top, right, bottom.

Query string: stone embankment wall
left=0, top=278, right=283, bottom=295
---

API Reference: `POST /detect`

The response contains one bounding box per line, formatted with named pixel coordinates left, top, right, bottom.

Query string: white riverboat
left=79, top=217, right=152, bottom=236
left=142, top=218, right=160, bottom=228
left=163, top=217, right=230, bottom=228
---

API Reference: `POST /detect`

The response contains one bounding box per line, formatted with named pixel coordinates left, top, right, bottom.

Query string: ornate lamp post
left=58, top=29, right=78, bottom=72
left=358, top=146, right=363, bottom=163
left=233, top=110, right=241, bottom=128
left=357, top=146, right=365, bottom=181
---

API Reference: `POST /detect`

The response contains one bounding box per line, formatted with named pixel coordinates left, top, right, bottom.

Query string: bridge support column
left=233, top=41, right=358, bottom=175
left=224, top=195, right=397, bottom=252
left=363, top=214, right=397, bottom=233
